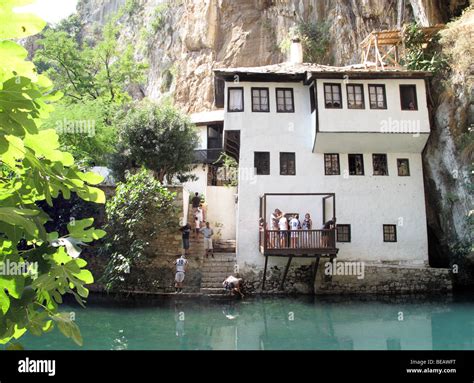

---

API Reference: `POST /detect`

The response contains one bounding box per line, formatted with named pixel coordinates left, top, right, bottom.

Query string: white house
left=213, top=46, right=433, bottom=277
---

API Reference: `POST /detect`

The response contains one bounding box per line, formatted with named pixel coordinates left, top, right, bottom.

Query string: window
left=383, top=225, right=397, bottom=242
left=368, top=85, right=387, bottom=109
left=337, top=224, right=351, bottom=242
left=251, top=87, right=270, bottom=112
left=324, top=154, right=340, bottom=175
left=214, top=78, right=225, bottom=108
left=346, top=84, right=365, bottom=109
left=400, top=85, right=418, bottom=110
left=324, top=83, right=342, bottom=108
left=309, top=84, right=316, bottom=112
left=228, top=87, right=244, bottom=112
left=207, top=124, right=223, bottom=149
left=254, top=152, right=270, bottom=175
left=348, top=154, right=364, bottom=175
left=280, top=152, right=295, bottom=175
left=372, top=154, right=388, bottom=176
left=276, top=88, right=294, bottom=112
left=397, top=158, right=410, bottom=176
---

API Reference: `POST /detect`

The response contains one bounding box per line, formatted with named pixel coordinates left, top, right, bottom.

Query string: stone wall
left=239, top=262, right=453, bottom=295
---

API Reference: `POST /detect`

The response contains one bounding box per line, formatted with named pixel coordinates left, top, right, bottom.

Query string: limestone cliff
left=75, top=0, right=472, bottom=283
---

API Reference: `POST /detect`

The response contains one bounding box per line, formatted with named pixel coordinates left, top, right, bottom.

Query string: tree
left=40, top=99, right=117, bottom=167
left=0, top=0, right=105, bottom=347
left=33, top=14, right=147, bottom=103
left=111, top=101, right=199, bottom=183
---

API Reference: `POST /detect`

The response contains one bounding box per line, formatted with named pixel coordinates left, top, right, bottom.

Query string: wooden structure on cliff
left=359, top=25, right=445, bottom=69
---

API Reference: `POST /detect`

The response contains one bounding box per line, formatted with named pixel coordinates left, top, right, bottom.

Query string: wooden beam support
left=312, top=256, right=321, bottom=294
left=279, top=255, right=293, bottom=291
left=262, top=255, right=269, bottom=291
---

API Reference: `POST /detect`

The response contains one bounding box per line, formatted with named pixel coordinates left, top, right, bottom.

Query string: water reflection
left=19, top=294, right=474, bottom=350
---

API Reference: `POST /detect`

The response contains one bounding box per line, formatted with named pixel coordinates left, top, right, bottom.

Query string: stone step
left=202, top=270, right=236, bottom=276
left=200, top=287, right=226, bottom=294
left=202, top=267, right=235, bottom=277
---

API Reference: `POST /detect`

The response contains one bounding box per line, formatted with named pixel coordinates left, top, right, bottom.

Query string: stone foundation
left=238, top=262, right=453, bottom=295
left=315, top=263, right=453, bottom=295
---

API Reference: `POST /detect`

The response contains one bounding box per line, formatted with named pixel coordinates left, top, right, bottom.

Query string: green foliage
left=214, top=152, right=239, bottom=187
left=40, top=99, right=117, bottom=167
left=151, top=3, right=169, bottom=33
left=0, top=0, right=105, bottom=347
left=101, top=169, right=177, bottom=289
left=124, top=0, right=140, bottom=17
left=33, top=14, right=147, bottom=103
left=280, top=21, right=331, bottom=63
left=111, top=101, right=199, bottom=183
left=402, top=23, right=447, bottom=73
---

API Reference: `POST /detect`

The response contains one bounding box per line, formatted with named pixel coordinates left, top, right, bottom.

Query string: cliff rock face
left=76, top=0, right=472, bottom=280
left=76, top=0, right=467, bottom=112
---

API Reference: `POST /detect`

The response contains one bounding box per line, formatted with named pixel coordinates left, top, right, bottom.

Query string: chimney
left=289, top=37, right=303, bottom=64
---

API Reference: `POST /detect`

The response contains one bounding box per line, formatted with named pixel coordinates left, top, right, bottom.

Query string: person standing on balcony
left=302, top=213, right=313, bottom=248
left=271, top=209, right=281, bottom=248
left=278, top=213, right=288, bottom=248
left=191, top=192, right=201, bottom=214
left=201, top=221, right=214, bottom=258
left=289, top=214, right=301, bottom=248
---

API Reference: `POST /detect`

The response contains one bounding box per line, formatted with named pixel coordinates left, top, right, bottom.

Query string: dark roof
left=214, top=62, right=432, bottom=83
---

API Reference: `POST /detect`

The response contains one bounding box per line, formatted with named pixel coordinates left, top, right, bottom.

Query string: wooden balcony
left=259, top=229, right=338, bottom=256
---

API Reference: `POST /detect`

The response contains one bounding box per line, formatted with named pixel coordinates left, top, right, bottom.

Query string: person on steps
left=174, top=254, right=188, bottom=294
left=201, top=221, right=214, bottom=258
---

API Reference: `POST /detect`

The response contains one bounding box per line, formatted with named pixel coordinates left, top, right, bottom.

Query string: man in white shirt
left=289, top=214, right=300, bottom=248
left=200, top=222, right=214, bottom=258
left=174, top=255, right=188, bottom=293
left=279, top=214, right=288, bottom=248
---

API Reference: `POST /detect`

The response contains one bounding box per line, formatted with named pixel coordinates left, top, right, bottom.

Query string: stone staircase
left=200, top=252, right=237, bottom=295
left=187, top=203, right=237, bottom=296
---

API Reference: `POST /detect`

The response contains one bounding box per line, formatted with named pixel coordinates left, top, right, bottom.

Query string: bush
left=101, top=169, right=177, bottom=289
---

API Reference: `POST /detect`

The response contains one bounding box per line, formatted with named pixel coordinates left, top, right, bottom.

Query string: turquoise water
left=20, top=294, right=474, bottom=350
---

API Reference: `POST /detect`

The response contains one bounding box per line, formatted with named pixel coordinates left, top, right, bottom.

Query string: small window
left=324, top=154, right=340, bottom=175
left=337, top=224, right=351, bottom=242
left=368, top=85, right=387, bottom=109
left=400, top=85, right=418, bottom=110
left=372, top=154, right=388, bottom=176
left=309, top=84, right=316, bottom=112
left=324, top=83, right=342, bottom=108
left=346, top=84, right=365, bottom=109
left=214, top=78, right=225, bottom=108
left=383, top=225, right=397, bottom=242
left=280, top=152, right=296, bottom=175
left=397, top=158, right=410, bottom=176
left=276, top=88, right=294, bottom=113
left=254, top=152, right=270, bottom=175
left=348, top=154, right=364, bottom=175
left=228, top=87, right=244, bottom=112
left=251, top=87, right=270, bottom=112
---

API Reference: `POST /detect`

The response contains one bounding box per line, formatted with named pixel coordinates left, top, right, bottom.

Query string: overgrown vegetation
left=280, top=21, right=331, bottom=63
left=402, top=22, right=447, bottom=73
left=110, top=101, right=199, bottom=183
left=0, top=0, right=105, bottom=347
left=100, top=169, right=177, bottom=289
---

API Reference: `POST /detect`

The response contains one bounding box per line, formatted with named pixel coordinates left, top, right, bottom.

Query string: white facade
left=222, top=75, right=430, bottom=269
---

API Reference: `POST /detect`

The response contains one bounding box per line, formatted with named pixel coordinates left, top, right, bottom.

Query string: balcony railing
left=259, top=229, right=337, bottom=255
left=193, top=148, right=223, bottom=164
